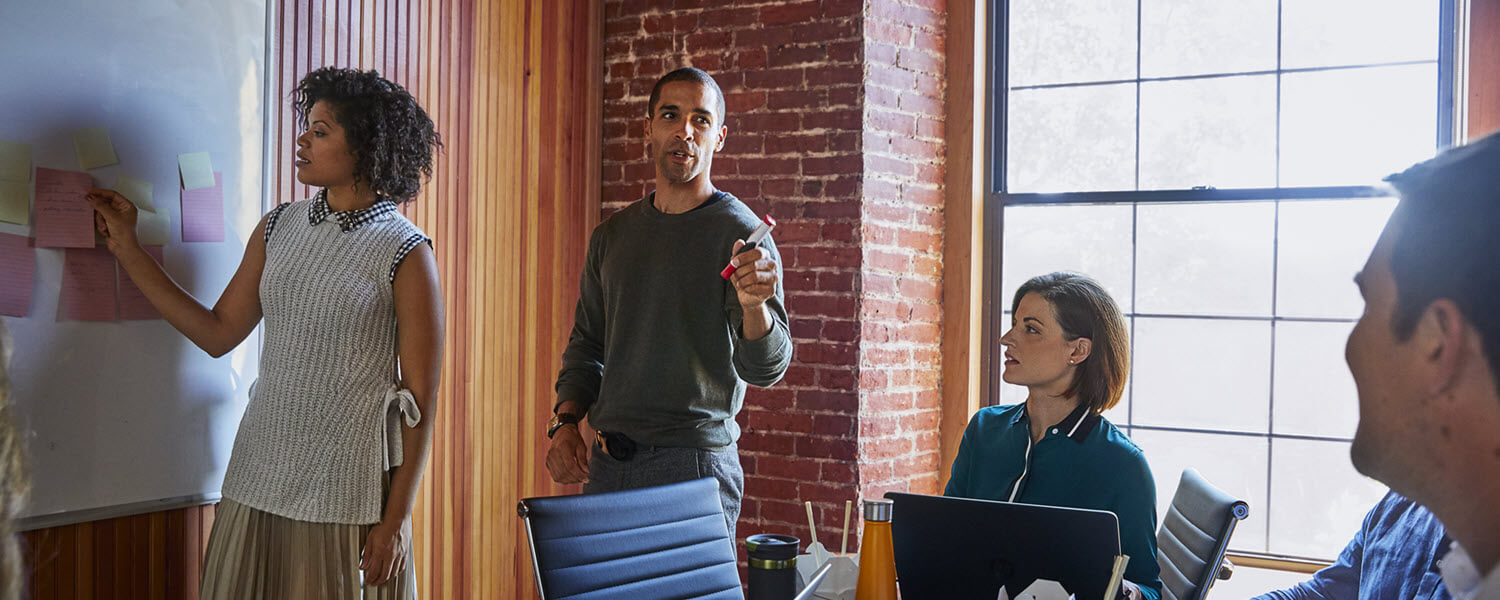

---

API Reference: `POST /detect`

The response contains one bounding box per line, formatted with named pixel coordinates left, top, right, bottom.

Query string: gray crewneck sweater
left=221, top=198, right=427, bottom=524
left=555, top=191, right=792, bottom=448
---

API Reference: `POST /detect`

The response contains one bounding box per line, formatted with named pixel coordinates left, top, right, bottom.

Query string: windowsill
left=1225, top=552, right=1333, bottom=574
left=1209, top=554, right=1336, bottom=597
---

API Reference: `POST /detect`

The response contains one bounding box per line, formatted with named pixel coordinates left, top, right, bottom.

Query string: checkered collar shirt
left=307, top=189, right=399, bottom=232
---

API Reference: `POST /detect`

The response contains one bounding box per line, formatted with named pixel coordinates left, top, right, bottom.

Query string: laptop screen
left=885, top=492, right=1123, bottom=600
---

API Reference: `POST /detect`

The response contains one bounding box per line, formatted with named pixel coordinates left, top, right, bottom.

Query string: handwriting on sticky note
left=34, top=167, right=95, bottom=248
left=0, top=232, right=35, bottom=317
left=0, top=139, right=30, bottom=183
left=178, top=152, right=215, bottom=191
left=118, top=245, right=164, bottom=320
left=116, top=174, right=155, bottom=213
left=72, top=126, right=119, bottom=170
left=0, top=181, right=27, bottom=226
left=62, top=246, right=117, bottom=321
left=181, top=172, right=224, bottom=243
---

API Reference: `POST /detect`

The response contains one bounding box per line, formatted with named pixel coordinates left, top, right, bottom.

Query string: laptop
left=884, top=492, right=1124, bottom=600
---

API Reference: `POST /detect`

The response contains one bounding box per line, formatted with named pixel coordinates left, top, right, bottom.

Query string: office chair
left=1156, top=468, right=1250, bottom=600
left=518, top=477, right=744, bottom=599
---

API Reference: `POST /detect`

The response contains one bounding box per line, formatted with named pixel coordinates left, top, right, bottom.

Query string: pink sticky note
left=34, top=167, right=95, bottom=248
left=61, top=247, right=117, bottom=321
left=0, top=232, right=35, bottom=317
left=117, top=245, right=164, bottom=320
left=181, top=172, right=225, bottom=243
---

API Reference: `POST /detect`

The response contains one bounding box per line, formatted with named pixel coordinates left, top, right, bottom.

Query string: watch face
left=547, top=413, right=577, bottom=438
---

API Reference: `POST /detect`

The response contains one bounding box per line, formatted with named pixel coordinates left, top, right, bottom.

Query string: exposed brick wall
left=601, top=0, right=946, bottom=557
left=857, top=0, right=946, bottom=500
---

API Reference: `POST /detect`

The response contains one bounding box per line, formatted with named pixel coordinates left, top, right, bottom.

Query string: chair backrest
left=517, top=477, right=744, bottom=600
left=1156, top=468, right=1249, bottom=600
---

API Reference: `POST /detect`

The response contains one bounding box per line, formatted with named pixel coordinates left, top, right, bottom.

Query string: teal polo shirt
left=945, top=402, right=1163, bottom=600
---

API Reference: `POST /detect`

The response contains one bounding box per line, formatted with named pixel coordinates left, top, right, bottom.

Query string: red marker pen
left=720, top=214, right=777, bottom=279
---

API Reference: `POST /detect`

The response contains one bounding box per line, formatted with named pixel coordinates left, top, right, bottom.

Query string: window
left=990, top=0, right=1455, bottom=561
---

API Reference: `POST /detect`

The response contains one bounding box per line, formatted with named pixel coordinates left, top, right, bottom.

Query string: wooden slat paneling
left=22, top=504, right=214, bottom=600
left=23, top=1, right=599, bottom=598
left=261, top=0, right=600, bottom=597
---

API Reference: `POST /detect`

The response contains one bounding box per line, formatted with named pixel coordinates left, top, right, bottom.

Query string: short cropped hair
left=1012, top=272, right=1131, bottom=414
left=1384, top=132, right=1500, bottom=383
left=293, top=67, right=441, bottom=203
left=647, top=67, right=726, bottom=124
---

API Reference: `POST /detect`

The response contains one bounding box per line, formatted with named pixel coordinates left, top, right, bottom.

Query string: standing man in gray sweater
left=546, top=67, right=792, bottom=541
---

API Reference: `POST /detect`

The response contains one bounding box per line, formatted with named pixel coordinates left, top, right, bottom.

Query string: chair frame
left=1160, top=467, right=1250, bottom=600
left=517, top=501, right=547, bottom=598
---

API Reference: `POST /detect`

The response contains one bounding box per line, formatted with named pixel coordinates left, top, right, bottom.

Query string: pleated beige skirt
left=199, top=498, right=417, bottom=599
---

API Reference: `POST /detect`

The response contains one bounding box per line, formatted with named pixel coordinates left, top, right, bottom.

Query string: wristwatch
left=546, top=412, right=581, bottom=439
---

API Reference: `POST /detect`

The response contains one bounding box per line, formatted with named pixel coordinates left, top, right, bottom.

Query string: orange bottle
left=854, top=499, right=897, bottom=600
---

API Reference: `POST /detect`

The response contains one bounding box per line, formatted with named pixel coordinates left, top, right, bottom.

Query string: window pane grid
left=1123, top=424, right=1351, bottom=445
left=1002, top=0, right=1448, bottom=194
left=999, top=185, right=1394, bottom=206
left=996, top=0, right=1449, bottom=562
left=1010, top=58, right=1441, bottom=92
left=996, top=196, right=1395, bottom=558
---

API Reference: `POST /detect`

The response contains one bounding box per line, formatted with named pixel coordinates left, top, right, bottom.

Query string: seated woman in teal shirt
left=946, top=272, right=1161, bottom=600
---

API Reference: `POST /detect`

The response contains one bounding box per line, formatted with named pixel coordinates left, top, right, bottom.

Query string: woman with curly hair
left=86, top=67, right=443, bottom=598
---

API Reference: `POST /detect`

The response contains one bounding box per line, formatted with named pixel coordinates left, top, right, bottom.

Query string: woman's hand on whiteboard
left=360, top=515, right=411, bottom=587
left=84, top=188, right=141, bottom=254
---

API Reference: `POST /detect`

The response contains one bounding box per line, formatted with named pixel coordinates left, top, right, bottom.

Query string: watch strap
left=547, top=412, right=581, bottom=438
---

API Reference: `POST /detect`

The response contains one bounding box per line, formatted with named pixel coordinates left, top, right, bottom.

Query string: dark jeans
left=584, top=441, right=744, bottom=543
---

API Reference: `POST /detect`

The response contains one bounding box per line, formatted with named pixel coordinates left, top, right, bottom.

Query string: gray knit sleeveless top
left=221, top=197, right=429, bottom=524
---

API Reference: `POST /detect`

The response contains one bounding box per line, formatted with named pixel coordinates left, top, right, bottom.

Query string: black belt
left=594, top=430, right=656, bottom=461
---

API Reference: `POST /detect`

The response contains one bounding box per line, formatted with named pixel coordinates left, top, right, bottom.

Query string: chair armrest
left=1217, top=558, right=1235, bottom=580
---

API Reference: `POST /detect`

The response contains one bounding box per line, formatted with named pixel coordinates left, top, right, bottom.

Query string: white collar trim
left=1441, top=541, right=1486, bottom=600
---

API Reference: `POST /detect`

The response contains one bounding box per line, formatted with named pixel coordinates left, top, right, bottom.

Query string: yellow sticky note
left=0, top=181, right=27, bottom=225
left=116, top=174, right=156, bottom=213
left=0, top=139, right=30, bottom=182
left=136, top=210, right=170, bottom=245
left=178, top=152, right=214, bottom=190
left=72, top=126, right=119, bottom=170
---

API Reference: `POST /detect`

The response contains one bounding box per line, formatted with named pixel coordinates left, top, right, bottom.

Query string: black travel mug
left=745, top=533, right=800, bottom=600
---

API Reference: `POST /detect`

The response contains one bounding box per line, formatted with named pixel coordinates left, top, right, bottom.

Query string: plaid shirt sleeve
left=390, top=233, right=432, bottom=282
left=263, top=202, right=293, bottom=245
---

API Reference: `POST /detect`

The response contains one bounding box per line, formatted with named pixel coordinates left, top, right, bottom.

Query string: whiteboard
left=0, top=0, right=268, bottom=527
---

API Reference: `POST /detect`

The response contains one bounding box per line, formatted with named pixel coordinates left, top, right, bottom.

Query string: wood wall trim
left=1470, top=0, right=1500, bottom=137
left=939, top=0, right=988, bottom=491
left=17, top=495, right=219, bottom=533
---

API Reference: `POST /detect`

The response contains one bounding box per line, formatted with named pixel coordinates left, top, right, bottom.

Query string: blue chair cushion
left=520, top=477, right=744, bottom=600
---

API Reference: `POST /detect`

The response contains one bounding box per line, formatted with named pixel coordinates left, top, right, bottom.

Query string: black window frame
left=982, top=0, right=1459, bottom=562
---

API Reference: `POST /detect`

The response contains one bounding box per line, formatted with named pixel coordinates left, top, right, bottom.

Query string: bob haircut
left=1011, top=272, right=1130, bottom=414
